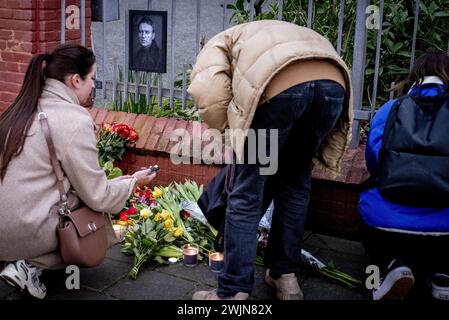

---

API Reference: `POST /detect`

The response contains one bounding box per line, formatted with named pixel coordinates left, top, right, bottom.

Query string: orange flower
left=102, top=123, right=113, bottom=132
left=128, top=130, right=138, bottom=142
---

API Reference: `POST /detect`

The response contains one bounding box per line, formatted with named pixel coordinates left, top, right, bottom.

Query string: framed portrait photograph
left=129, top=10, right=167, bottom=73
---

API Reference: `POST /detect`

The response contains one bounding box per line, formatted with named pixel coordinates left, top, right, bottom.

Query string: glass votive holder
left=112, top=224, right=127, bottom=242
left=208, top=251, right=224, bottom=273
left=182, top=243, right=199, bottom=267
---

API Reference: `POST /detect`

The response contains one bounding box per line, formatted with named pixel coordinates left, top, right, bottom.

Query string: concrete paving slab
left=304, top=234, right=367, bottom=257
left=0, top=281, right=15, bottom=299
left=154, top=261, right=218, bottom=287
left=80, top=259, right=136, bottom=292
left=106, top=244, right=135, bottom=264
left=47, top=289, right=118, bottom=300
left=252, top=266, right=275, bottom=300
left=312, top=248, right=370, bottom=283
left=105, top=269, right=195, bottom=300
left=3, top=288, right=117, bottom=300
left=301, top=276, right=370, bottom=300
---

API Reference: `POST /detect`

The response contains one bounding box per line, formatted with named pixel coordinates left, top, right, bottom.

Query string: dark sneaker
left=265, top=270, right=304, bottom=300
left=430, top=273, right=449, bottom=300
left=0, top=260, right=46, bottom=299
left=373, top=258, right=414, bottom=300
left=192, top=289, right=248, bottom=300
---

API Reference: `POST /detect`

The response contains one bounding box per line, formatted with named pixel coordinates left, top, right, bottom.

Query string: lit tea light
left=182, top=244, right=199, bottom=267
left=209, top=251, right=224, bottom=273
left=168, top=257, right=178, bottom=264
left=112, top=224, right=127, bottom=242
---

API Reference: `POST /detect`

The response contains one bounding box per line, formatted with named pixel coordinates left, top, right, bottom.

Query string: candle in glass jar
left=182, top=244, right=199, bottom=267
left=209, top=251, right=224, bottom=273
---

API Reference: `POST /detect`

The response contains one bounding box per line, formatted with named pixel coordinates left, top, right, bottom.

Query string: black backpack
left=378, top=84, right=449, bottom=207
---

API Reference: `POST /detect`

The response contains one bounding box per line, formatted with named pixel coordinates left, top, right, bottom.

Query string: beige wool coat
left=0, top=79, right=136, bottom=269
left=188, top=20, right=354, bottom=176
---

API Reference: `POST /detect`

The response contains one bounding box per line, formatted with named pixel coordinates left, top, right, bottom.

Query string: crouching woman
left=0, top=44, right=156, bottom=299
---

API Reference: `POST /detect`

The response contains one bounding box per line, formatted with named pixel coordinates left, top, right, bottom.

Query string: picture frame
left=129, top=10, right=168, bottom=73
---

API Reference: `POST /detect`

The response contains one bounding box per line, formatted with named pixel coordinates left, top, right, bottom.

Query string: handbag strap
left=37, top=106, right=70, bottom=215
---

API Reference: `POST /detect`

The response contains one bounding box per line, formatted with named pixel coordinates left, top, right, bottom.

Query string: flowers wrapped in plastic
left=119, top=182, right=214, bottom=279
left=120, top=202, right=185, bottom=280
left=258, top=203, right=362, bottom=289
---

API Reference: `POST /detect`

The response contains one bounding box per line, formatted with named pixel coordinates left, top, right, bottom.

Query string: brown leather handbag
left=38, top=109, right=108, bottom=268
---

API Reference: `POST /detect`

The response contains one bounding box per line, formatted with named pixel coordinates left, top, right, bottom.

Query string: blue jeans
left=217, top=80, right=346, bottom=297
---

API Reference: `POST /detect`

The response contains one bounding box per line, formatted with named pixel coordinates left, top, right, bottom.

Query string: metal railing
left=59, top=0, right=449, bottom=148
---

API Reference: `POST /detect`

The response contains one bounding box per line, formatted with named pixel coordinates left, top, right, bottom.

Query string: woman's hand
left=132, top=168, right=157, bottom=188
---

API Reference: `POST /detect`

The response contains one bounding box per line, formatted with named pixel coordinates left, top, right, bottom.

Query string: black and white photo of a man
left=129, top=11, right=167, bottom=73
left=135, top=17, right=160, bottom=69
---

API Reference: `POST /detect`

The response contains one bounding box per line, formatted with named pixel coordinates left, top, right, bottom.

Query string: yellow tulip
left=127, top=219, right=136, bottom=226
left=173, top=227, right=184, bottom=238
left=154, top=213, right=162, bottom=222
left=139, top=208, right=152, bottom=219
left=160, top=209, right=171, bottom=220
left=152, top=187, right=163, bottom=198
left=164, top=218, right=174, bottom=229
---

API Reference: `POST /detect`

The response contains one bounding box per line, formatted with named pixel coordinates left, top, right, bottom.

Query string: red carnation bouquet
left=97, top=122, right=138, bottom=163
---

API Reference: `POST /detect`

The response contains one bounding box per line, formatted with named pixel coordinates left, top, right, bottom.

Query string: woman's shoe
left=430, top=273, right=449, bottom=300
left=0, top=260, right=46, bottom=299
left=373, top=258, right=414, bottom=300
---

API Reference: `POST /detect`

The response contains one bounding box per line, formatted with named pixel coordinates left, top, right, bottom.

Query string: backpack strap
left=379, top=96, right=408, bottom=155
left=409, top=83, right=445, bottom=97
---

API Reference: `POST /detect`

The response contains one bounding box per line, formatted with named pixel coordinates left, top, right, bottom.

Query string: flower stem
left=129, top=250, right=152, bottom=280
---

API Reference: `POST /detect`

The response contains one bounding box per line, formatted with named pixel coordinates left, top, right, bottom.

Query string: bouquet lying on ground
left=300, top=249, right=361, bottom=289
left=97, top=122, right=138, bottom=163
left=119, top=180, right=215, bottom=279
left=121, top=206, right=185, bottom=280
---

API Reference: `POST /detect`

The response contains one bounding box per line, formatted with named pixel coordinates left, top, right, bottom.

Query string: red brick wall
left=88, top=107, right=369, bottom=240
left=0, top=0, right=92, bottom=113
left=88, top=107, right=225, bottom=188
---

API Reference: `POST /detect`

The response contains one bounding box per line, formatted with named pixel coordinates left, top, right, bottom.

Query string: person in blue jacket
left=359, top=52, right=449, bottom=300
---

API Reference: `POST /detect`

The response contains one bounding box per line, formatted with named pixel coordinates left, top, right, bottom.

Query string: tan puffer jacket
left=188, top=20, right=353, bottom=176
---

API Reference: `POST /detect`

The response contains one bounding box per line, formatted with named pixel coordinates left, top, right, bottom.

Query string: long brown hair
left=0, top=44, right=95, bottom=181
left=391, top=52, right=449, bottom=97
